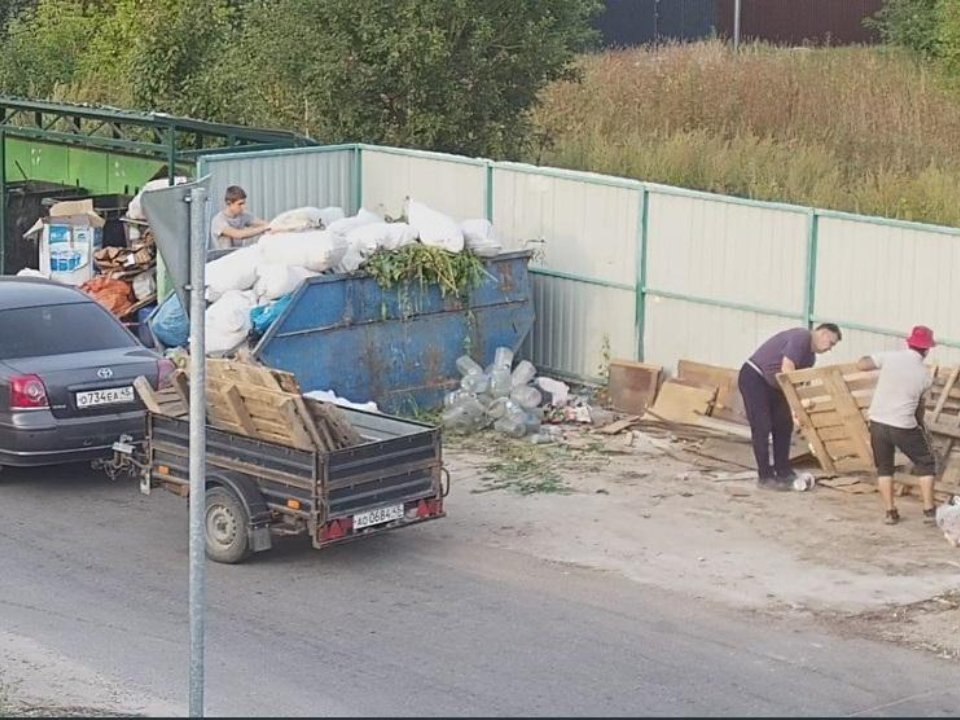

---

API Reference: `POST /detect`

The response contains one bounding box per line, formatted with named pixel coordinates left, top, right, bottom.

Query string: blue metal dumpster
left=253, top=251, right=535, bottom=414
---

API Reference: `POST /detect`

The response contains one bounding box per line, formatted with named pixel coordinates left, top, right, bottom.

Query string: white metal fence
left=199, top=143, right=960, bottom=382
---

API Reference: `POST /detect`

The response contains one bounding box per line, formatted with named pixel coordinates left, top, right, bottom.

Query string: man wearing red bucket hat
left=856, top=326, right=938, bottom=525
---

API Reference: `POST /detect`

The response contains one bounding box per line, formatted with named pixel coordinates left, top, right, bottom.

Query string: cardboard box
left=26, top=199, right=105, bottom=285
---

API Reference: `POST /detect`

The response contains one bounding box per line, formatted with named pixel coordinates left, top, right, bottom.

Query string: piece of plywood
left=607, top=359, right=661, bottom=416
left=677, top=360, right=747, bottom=425
left=644, top=381, right=716, bottom=425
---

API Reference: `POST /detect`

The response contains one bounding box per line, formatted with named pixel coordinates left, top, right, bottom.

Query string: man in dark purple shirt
left=738, top=323, right=842, bottom=490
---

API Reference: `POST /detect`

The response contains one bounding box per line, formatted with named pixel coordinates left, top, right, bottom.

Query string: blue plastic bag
left=250, top=293, right=293, bottom=337
left=150, top=292, right=189, bottom=348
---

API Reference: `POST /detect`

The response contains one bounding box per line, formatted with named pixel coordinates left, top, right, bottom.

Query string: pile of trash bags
left=442, top=347, right=566, bottom=440
left=151, top=199, right=504, bottom=356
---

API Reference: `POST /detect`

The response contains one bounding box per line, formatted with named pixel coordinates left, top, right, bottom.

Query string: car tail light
left=10, top=374, right=49, bottom=410
left=156, top=358, right=176, bottom=389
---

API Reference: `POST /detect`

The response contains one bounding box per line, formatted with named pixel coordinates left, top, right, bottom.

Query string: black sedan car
left=0, top=277, right=172, bottom=467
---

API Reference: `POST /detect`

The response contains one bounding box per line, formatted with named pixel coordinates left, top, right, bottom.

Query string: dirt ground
left=442, top=419, right=960, bottom=662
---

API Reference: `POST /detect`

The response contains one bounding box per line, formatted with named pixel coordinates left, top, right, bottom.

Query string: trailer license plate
left=76, top=386, right=135, bottom=408
left=353, top=503, right=404, bottom=530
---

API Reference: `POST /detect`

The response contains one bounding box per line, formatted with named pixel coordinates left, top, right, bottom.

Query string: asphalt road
left=1, top=463, right=959, bottom=717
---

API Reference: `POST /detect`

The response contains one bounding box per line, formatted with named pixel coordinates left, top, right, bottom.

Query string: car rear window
left=0, top=302, right=138, bottom=359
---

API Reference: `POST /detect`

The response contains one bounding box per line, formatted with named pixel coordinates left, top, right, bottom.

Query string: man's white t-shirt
left=867, top=349, right=932, bottom=429
left=210, top=210, right=259, bottom=250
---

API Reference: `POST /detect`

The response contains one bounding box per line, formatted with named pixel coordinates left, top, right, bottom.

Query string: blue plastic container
left=253, top=251, right=535, bottom=414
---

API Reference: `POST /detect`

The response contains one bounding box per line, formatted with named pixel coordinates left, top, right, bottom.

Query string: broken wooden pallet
left=136, top=359, right=361, bottom=453
left=777, top=363, right=878, bottom=475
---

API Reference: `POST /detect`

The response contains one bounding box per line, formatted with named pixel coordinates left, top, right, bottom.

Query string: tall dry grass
left=531, top=41, right=960, bottom=226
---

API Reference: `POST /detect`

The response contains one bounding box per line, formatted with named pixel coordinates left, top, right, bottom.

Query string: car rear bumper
left=0, top=409, right=145, bottom=467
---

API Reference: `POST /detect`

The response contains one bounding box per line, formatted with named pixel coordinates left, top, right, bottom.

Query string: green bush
left=868, top=0, right=941, bottom=57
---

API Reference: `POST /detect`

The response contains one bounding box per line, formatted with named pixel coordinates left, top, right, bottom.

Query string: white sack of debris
left=205, top=244, right=261, bottom=302
left=205, top=289, right=256, bottom=354
left=461, top=219, right=503, bottom=258
left=257, top=229, right=347, bottom=272
left=408, top=199, right=464, bottom=253
left=326, top=208, right=383, bottom=236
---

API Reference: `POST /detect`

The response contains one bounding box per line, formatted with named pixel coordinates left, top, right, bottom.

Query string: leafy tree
left=198, top=0, right=600, bottom=157
left=0, top=0, right=113, bottom=98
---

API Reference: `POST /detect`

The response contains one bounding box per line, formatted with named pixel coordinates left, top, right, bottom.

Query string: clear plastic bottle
left=456, top=355, right=484, bottom=377
left=493, top=346, right=514, bottom=369
left=510, top=385, right=542, bottom=409
left=511, top=359, right=537, bottom=388
left=461, top=372, right=490, bottom=394
left=487, top=396, right=510, bottom=420
left=490, top=367, right=512, bottom=398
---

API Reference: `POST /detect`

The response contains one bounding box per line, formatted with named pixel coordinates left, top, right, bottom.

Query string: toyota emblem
left=97, top=367, right=114, bottom=379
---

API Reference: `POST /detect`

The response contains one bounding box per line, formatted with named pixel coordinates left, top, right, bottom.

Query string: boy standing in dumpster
left=739, top=324, right=843, bottom=491
left=856, top=326, right=939, bottom=525
left=209, top=185, right=268, bottom=250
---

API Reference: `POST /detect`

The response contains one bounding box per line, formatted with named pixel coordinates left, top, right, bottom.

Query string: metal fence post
left=734, top=0, right=742, bottom=51
left=187, top=185, right=208, bottom=718
left=636, top=187, right=649, bottom=361
left=804, top=209, right=819, bottom=328
left=485, top=162, right=494, bottom=223
left=352, top=144, right=363, bottom=214
left=0, top=129, right=6, bottom=276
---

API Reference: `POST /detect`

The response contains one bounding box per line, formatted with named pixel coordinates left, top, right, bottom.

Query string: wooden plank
left=779, top=372, right=835, bottom=473
left=695, top=415, right=752, bottom=439
left=170, top=370, right=190, bottom=406
left=643, top=381, right=715, bottom=425
left=311, top=400, right=364, bottom=448
left=780, top=363, right=859, bottom=384
left=677, top=360, right=747, bottom=424
left=599, top=415, right=642, bottom=435
left=809, top=411, right=844, bottom=429
left=134, top=376, right=164, bottom=415
left=223, top=385, right=258, bottom=436
left=930, top=366, right=960, bottom=424
left=823, top=439, right=860, bottom=459
left=607, top=359, right=662, bottom=415
left=277, top=398, right=315, bottom=451
left=803, top=392, right=871, bottom=414
left=817, top=425, right=850, bottom=442
left=291, top=394, right=327, bottom=452
left=822, top=369, right=874, bottom=472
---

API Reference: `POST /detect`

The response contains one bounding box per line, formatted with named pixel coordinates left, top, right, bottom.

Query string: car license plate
left=76, top=386, right=135, bottom=408
left=353, top=503, right=404, bottom=530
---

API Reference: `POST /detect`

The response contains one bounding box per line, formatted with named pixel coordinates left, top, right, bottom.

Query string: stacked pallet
left=135, top=359, right=363, bottom=452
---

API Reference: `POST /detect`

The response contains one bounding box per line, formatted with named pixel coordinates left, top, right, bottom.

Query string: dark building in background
left=594, top=0, right=885, bottom=47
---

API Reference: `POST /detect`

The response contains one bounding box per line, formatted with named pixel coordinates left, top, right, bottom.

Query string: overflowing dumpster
left=252, top=251, right=535, bottom=414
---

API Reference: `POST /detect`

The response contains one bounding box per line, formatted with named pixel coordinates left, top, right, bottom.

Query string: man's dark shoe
left=924, top=507, right=937, bottom=525
left=885, top=509, right=901, bottom=525
left=758, top=476, right=791, bottom=492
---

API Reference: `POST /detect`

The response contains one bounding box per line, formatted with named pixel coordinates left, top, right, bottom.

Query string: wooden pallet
left=135, top=360, right=361, bottom=452
left=777, top=363, right=878, bottom=475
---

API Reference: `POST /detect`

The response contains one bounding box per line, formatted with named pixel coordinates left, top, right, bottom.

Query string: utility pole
left=734, top=0, right=742, bottom=51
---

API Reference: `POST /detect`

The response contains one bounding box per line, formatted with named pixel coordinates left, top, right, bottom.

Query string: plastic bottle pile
left=442, top=347, right=545, bottom=438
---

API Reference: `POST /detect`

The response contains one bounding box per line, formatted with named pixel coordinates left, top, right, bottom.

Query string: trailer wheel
left=205, top=486, right=251, bottom=564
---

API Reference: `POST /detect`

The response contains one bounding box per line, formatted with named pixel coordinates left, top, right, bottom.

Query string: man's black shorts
left=869, top=420, right=937, bottom=477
